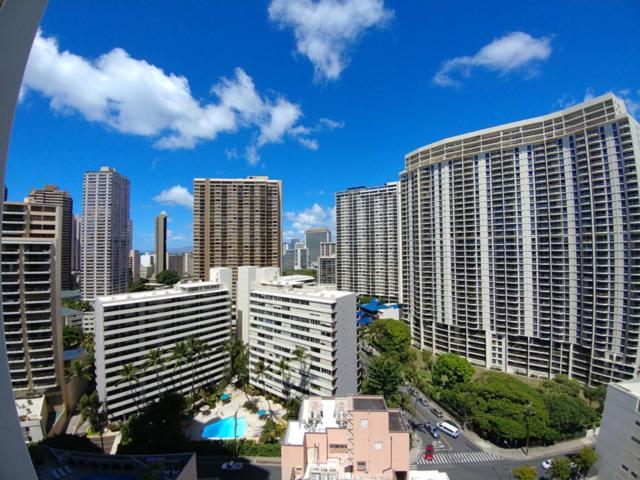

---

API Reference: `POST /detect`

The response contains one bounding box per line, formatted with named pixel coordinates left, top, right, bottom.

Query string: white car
left=541, top=459, right=553, bottom=470
left=221, top=461, right=243, bottom=472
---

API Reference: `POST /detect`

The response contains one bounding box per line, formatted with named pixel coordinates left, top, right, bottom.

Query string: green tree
left=583, top=385, right=607, bottom=413
left=575, top=447, right=597, bottom=475
left=61, top=297, right=93, bottom=311
left=171, top=340, right=189, bottom=392
left=128, top=277, right=151, bottom=292
left=155, top=270, right=180, bottom=285
left=278, top=358, right=290, bottom=396
left=222, top=338, right=251, bottom=403
left=62, top=325, right=83, bottom=349
left=421, top=349, right=434, bottom=368
left=254, top=359, right=273, bottom=416
left=66, top=359, right=92, bottom=384
left=282, top=269, right=317, bottom=279
left=362, top=355, right=404, bottom=400
left=549, top=457, right=572, bottom=480
left=512, top=465, right=536, bottom=480
left=543, top=392, right=598, bottom=435
left=78, top=391, right=104, bottom=450
left=293, top=345, right=309, bottom=392
left=370, top=318, right=412, bottom=362
left=118, top=363, right=142, bottom=413
left=145, top=349, right=165, bottom=393
left=186, top=337, right=209, bottom=402
left=432, top=353, right=474, bottom=387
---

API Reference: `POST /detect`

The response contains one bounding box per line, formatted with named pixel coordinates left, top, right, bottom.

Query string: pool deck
left=185, top=387, right=285, bottom=441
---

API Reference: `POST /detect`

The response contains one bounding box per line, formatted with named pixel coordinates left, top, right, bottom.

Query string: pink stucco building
left=281, top=395, right=410, bottom=480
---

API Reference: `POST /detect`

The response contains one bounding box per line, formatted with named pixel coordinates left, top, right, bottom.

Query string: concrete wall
left=0, top=1, right=49, bottom=478
left=335, top=292, right=358, bottom=396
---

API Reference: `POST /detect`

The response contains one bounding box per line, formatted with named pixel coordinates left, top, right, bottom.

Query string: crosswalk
left=414, top=450, right=503, bottom=466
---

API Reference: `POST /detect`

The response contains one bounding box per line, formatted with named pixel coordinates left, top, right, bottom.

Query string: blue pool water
left=201, top=416, right=248, bottom=439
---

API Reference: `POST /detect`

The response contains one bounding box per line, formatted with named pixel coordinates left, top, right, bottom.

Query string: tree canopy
left=512, top=465, right=536, bottom=480
left=370, top=318, right=412, bottom=362
left=128, top=277, right=151, bottom=292
left=61, top=297, right=92, bottom=311
left=432, top=353, right=474, bottom=387
left=575, top=447, right=597, bottom=474
left=362, top=355, right=404, bottom=401
left=155, top=270, right=180, bottom=285
left=63, top=325, right=83, bottom=350
left=549, top=457, right=572, bottom=480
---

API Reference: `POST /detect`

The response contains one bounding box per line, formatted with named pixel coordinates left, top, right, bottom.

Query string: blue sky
left=8, top=0, right=640, bottom=251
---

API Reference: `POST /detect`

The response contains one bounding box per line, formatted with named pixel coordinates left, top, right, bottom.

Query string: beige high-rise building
left=26, top=185, right=73, bottom=290
left=155, top=211, right=167, bottom=275
left=1, top=202, right=63, bottom=398
left=193, top=176, right=282, bottom=295
left=81, top=167, right=130, bottom=301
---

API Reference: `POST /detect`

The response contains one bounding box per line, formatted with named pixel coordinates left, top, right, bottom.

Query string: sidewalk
left=464, top=427, right=599, bottom=460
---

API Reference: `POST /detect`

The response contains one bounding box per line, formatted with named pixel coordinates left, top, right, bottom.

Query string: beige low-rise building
left=282, top=395, right=410, bottom=480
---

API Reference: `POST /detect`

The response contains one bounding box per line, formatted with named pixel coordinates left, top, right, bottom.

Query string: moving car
left=424, top=444, right=434, bottom=461
left=430, top=407, right=443, bottom=418
left=418, top=397, right=428, bottom=406
left=541, top=459, right=553, bottom=470
left=437, top=421, right=460, bottom=438
left=425, top=422, right=441, bottom=439
left=221, top=461, right=243, bottom=472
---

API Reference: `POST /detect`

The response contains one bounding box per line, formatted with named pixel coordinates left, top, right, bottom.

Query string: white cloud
left=618, top=89, right=640, bottom=117
left=167, top=229, right=189, bottom=242
left=318, top=117, right=345, bottom=130
left=268, top=0, right=393, bottom=81
left=285, top=203, right=336, bottom=238
left=22, top=30, right=320, bottom=160
left=434, top=32, right=552, bottom=87
left=153, top=185, right=194, bottom=209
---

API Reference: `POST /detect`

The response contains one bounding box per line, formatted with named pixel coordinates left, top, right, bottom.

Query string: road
left=402, top=385, right=588, bottom=479
left=197, top=458, right=281, bottom=480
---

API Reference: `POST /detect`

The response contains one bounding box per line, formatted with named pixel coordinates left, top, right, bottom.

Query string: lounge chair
left=63, top=465, right=72, bottom=475
left=51, top=470, right=61, bottom=480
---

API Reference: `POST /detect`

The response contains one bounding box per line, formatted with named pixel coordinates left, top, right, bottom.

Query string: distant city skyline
left=8, top=2, right=639, bottom=252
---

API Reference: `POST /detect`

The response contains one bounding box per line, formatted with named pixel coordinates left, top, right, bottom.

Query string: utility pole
left=524, top=402, right=534, bottom=456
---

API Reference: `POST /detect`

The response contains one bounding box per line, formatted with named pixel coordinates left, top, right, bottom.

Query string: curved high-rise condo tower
left=401, top=94, right=640, bottom=385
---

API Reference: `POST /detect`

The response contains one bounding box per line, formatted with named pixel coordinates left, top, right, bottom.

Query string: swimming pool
left=201, top=416, right=248, bottom=439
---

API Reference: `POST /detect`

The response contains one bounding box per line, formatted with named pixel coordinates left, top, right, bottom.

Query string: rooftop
left=252, top=283, right=354, bottom=302
left=16, top=396, right=45, bottom=421
left=613, top=379, right=640, bottom=398
left=95, top=281, right=227, bottom=304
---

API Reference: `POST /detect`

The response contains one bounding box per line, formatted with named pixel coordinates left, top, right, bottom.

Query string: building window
left=360, top=419, right=368, bottom=428
left=632, top=436, right=640, bottom=446
left=329, top=444, right=348, bottom=453
left=356, top=462, right=367, bottom=472
left=374, top=441, right=383, bottom=450
left=623, top=465, right=629, bottom=472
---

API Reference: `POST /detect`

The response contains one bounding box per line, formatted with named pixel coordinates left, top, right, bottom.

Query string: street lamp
left=524, top=402, right=534, bottom=456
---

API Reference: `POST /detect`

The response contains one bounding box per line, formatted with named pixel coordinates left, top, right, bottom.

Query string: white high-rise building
left=336, top=182, right=400, bottom=303
left=596, top=379, right=640, bottom=479
left=246, top=275, right=357, bottom=399
left=71, top=214, right=81, bottom=278
left=401, top=93, right=640, bottom=385
left=81, top=167, right=130, bottom=301
left=294, top=244, right=309, bottom=270
left=234, top=266, right=279, bottom=343
left=320, top=242, right=336, bottom=257
left=94, top=282, right=232, bottom=420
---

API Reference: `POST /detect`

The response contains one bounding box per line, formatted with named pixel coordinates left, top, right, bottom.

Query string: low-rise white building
left=16, top=396, right=48, bottom=443
left=94, top=281, right=232, bottom=420
left=596, top=379, right=640, bottom=479
left=247, top=278, right=357, bottom=399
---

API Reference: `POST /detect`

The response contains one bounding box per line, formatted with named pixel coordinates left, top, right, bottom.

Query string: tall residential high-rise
left=320, top=241, right=336, bottom=257
left=294, top=243, right=308, bottom=270
left=94, top=282, right=232, bottom=419
left=1, top=202, right=63, bottom=398
left=401, top=94, right=640, bottom=385
left=304, top=227, right=331, bottom=266
left=246, top=276, right=357, bottom=399
left=81, top=167, right=130, bottom=301
left=336, top=183, right=400, bottom=303
left=155, top=211, right=167, bottom=275
left=193, top=176, right=282, bottom=295
left=128, top=249, right=140, bottom=281
left=71, top=215, right=81, bottom=279
left=26, top=185, right=73, bottom=290
left=318, top=256, right=337, bottom=285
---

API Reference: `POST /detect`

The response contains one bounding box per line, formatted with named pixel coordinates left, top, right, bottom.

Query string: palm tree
left=171, top=341, right=189, bottom=395
left=66, top=359, right=92, bottom=384
left=223, top=339, right=251, bottom=403
left=118, top=363, right=141, bottom=413
left=145, top=349, right=165, bottom=394
left=254, top=359, right=273, bottom=416
left=278, top=358, right=290, bottom=396
left=293, top=346, right=309, bottom=393
left=186, top=337, right=209, bottom=402
left=78, top=391, right=103, bottom=450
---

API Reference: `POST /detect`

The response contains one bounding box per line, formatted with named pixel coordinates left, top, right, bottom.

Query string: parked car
left=424, top=444, right=434, bottom=461
left=541, top=459, right=553, bottom=470
left=430, top=407, right=443, bottom=418
left=425, top=422, right=441, bottom=439
left=221, top=461, right=243, bottom=472
left=418, top=397, right=428, bottom=406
